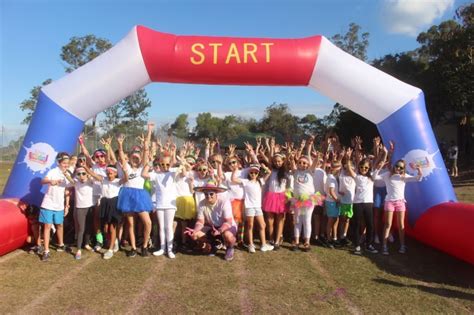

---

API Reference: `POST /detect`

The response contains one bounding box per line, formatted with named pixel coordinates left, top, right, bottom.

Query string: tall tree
left=331, top=22, right=370, bottom=61
left=259, top=103, right=301, bottom=140
left=19, top=79, right=52, bottom=124
left=169, top=113, right=189, bottom=139
left=60, top=35, right=112, bottom=73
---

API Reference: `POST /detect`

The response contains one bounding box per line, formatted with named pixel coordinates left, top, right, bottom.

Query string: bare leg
left=275, top=213, right=285, bottom=245
left=43, top=223, right=52, bottom=252
left=396, top=211, right=405, bottom=247
left=56, top=224, right=64, bottom=246
left=255, top=215, right=267, bottom=245
left=138, top=212, right=152, bottom=249
left=266, top=213, right=275, bottom=242
left=126, top=215, right=136, bottom=250
left=383, top=211, right=394, bottom=247
left=246, top=216, right=255, bottom=245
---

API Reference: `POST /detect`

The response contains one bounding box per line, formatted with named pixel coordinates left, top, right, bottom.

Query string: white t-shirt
left=74, top=179, right=94, bottom=208
left=149, top=171, right=178, bottom=209
left=339, top=169, right=356, bottom=204
left=176, top=174, right=193, bottom=197
left=313, top=168, right=326, bottom=195
left=373, top=170, right=420, bottom=201
left=197, top=197, right=236, bottom=228
left=267, top=171, right=287, bottom=193
left=224, top=169, right=249, bottom=200
left=41, top=167, right=70, bottom=211
left=241, top=179, right=264, bottom=209
left=123, top=163, right=145, bottom=189
left=92, top=164, right=107, bottom=195
left=101, top=178, right=121, bottom=199
left=324, top=174, right=339, bottom=202
left=353, top=174, right=374, bottom=203
left=292, top=170, right=315, bottom=196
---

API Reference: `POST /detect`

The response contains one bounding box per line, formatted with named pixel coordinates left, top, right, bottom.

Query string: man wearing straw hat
left=186, top=180, right=237, bottom=261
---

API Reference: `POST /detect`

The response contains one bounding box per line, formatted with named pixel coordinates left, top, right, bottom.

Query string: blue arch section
left=2, top=91, right=84, bottom=206
left=377, top=92, right=457, bottom=225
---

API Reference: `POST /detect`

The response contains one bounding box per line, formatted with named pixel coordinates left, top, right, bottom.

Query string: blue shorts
left=325, top=201, right=340, bottom=218
left=374, top=186, right=387, bottom=209
left=39, top=208, right=64, bottom=225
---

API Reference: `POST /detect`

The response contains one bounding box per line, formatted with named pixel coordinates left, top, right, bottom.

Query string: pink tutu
left=263, top=191, right=287, bottom=214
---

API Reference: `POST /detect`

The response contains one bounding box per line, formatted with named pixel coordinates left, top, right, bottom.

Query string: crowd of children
left=29, top=123, right=423, bottom=262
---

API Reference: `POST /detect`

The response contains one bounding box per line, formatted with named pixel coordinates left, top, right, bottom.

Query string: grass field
left=1, top=161, right=473, bottom=314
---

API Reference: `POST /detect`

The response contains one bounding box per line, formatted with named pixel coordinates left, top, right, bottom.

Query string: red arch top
left=136, top=26, right=322, bottom=86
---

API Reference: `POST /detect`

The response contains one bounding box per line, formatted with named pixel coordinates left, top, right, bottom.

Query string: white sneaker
left=113, top=240, right=119, bottom=253
left=260, top=243, right=274, bottom=252
left=388, top=234, right=395, bottom=243
left=153, top=249, right=164, bottom=256
left=248, top=244, right=256, bottom=253
left=167, top=251, right=176, bottom=259
left=374, top=235, right=380, bottom=244
left=103, top=250, right=113, bottom=260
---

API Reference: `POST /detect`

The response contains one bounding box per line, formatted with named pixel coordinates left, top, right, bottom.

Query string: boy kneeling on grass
left=39, top=152, right=74, bottom=262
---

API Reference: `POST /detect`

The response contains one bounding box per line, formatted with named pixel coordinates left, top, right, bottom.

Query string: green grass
left=1, top=162, right=473, bottom=313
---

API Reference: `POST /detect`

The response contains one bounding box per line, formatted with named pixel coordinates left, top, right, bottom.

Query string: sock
left=96, top=232, right=103, bottom=244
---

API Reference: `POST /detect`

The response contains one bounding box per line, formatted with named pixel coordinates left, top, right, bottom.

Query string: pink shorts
left=384, top=200, right=406, bottom=212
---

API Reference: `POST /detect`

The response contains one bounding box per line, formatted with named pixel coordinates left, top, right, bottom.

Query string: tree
left=193, top=113, right=222, bottom=140
left=259, top=103, right=301, bottom=140
left=169, top=114, right=189, bottom=139
left=331, top=22, right=370, bottom=61
left=19, top=79, right=52, bottom=124
left=60, top=35, right=112, bottom=73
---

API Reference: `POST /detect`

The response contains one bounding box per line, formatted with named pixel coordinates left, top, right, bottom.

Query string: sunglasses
left=76, top=172, right=87, bottom=176
left=228, top=160, right=237, bottom=165
left=160, top=163, right=170, bottom=167
left=204, top=192, right=216, bottom=197
left=359, top=166, right=369, bottom=170
left=249, top=171, right=259, bottom=175
left=95, top=154, right=105, bottom=158
left=395, top=165, right=405, bottom=170
left=198, top=168, right=208, bottom=172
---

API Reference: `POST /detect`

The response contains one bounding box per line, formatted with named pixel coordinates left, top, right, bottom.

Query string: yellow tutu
left=175, top=196, right=196, bottom=220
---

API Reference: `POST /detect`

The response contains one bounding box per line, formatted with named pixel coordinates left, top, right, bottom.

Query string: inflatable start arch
left=1, top=26, right=473, bottom=263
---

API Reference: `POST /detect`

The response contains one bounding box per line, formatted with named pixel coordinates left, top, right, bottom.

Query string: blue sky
left=0, top=0, right=464, bottom=145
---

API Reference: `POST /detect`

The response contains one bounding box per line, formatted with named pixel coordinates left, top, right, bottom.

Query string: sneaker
left=167, top=251, right=176, bottom=259
left=93, top=244, right=103, bottom=252
left=388, top=234, right=395, bottom=243
left=302, top=243, right=310, bottom=252
left=127, top=249, right=137, bottom=257
left=215, top=239, right=225, bottom=250
left=273, top=244, right=280, bottom=251
left=84, top=244, right=93, bottom=251
left=41, top=251, right=50, bottom=262
left=141, top=247, right=149, bottom=258
left=327, top=240, right=335, bottom=249
left=37, top=245, right=45, bottom=255
left=366, top=245, right=378, bottom=254
left=339, top=238, right=350, bottom=247
left=113, top=240, right=119, bottom=253
left=56, top=245, right=65, bottom=252
left=374, top=235, right=380, bottom=244
left=248, top=244, right=256, bottom=253
left=153, top=249, right=164, bottom=256
left=103, top=250, right=113, bottom=260
left=225, top=247, right=234, bottom=261
left=291, top=243, right=299, bottom=251
left=333, top=240, right=343, bottom=248
left=382, top=246, right=389, bottom=256
left=261, top=243, right=274, bottom=252
left=28, top=245, right=39, bottom=254
left=354, top=246, right=362, bottom=255
left=315, top=238, right=324, bottom=247
left=398, top=245, right=407, bottom=254
left=75, top=251, right=82, bottom=260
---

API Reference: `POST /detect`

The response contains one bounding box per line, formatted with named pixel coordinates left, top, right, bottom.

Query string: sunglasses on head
left=76, top=172, right=87, bottom=176
left=204, top=192, right=215, bottom=197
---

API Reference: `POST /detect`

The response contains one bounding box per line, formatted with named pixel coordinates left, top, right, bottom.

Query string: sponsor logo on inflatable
left=403, top=149, right=438, bottom=178
left=22, top=142, right=57, bottom=173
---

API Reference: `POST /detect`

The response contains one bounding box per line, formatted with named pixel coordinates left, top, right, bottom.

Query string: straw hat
left=194, top=180, right=228, bottom=193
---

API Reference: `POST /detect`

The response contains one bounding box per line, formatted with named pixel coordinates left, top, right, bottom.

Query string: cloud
left=382, top=0, right=454, bottom=36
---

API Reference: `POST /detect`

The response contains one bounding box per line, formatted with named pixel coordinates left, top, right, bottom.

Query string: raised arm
left=78, top=133, right=94, bottom=167
left=231, top=168, right=243, bottom=184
